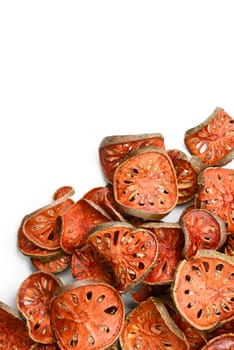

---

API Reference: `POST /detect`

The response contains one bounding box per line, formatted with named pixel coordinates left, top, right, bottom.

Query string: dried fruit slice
left=50, top=280, right=124, bottom=350
left=119, top=297, right=189, bottom=349
left=22, top=197, right=74, bottom=250
left=140, top=222, right=184, bottom=285
left=59, top=198, right=111, bottom=254
left=99, top=133, right=165, bottom=183
left=167, top=149, right=199, bottom=204
left=113, top=147, right=178, bottom=220
left=18, top=216, right=62, bottom=261
left=206, top=318, right=234, bottom=339
left=195, top=167, right=234, bottom=233
left=16, top=271, right=63, bottom=344
left=166, top=303, right=207, bottom=350
left=71, top=244, right=114, bottom=285
left=184, top=107, right=234, bottom=166
left=87, top=221, right=158, bottom=293
left=200, top=333, right=234, bottom=350
left=224, top=233, right=234, bottom=257
left=0, top=301, right=35, bottom=349
left=31, top=252, right=71, bottom=274
left=171, top=249, right=234, bottom=331
left=180, top=208, right=227, bottom=258
left=52, top=185, right=75, bottom=201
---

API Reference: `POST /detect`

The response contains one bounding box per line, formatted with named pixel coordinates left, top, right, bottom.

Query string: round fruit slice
left=31, top=251, right=71, bottom=274
left=113, top=147, right=178, bottom=220
left=171, top=249, right=234, bottom=331
left=180, top=208, right=227, bottom=258
left=87, top=221, right=158, bottom=292
left=50, top=280, right=125, bottom=350
left=119, top=297, right=189, bottom=349
left=200, top=333, right=234, bottom=350
left=52, top=185, right=75, bottom=201
left=184, top=107, right=234, bottom=166
left=99, top=133, right=165, bottom=183
left=16, top=271, right=63, bottom=344
left=195, top=167, right=234, bottom=233
left=0, top=301, right=35, bottom=349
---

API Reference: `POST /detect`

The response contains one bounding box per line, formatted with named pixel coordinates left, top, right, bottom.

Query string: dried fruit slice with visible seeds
left=31, top=251, right=71, bottom=274
left=140, top=222, right=184, bottom=285
left=195, top=167, right=234, bottom=233
left=119, top=297, right=189, bottom=350
left=16, top=271, right=63, bottom=344
left=184, top=107, right=234, bottom=166
left=200, top=333, right=234, bottom=350
left=87, top=221, right=158, bottom=293
left=0, top=301, right=35, bottom=349
left=50, top=280, right=125, bottom=350
left=18, top=216, right=62, bottom=261
left=59, top=198, right=111, bottom=254
left=113, top=147, right=178, bottom=220
left=99, top=133, right=165, bottom=183
left=171, top=249, right=234, bottom=331
left=22, top=197, right=74, bottom=250
left=180, top=208, right=227, bottom=258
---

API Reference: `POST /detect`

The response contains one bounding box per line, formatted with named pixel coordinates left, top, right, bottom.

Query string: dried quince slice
left=180, top=208, right=227, bottom=258
left=113, top=147, right=178, bottom=220
left=87, top=221, right=158, bottom=293
left=171, top=249, right=234, bottom=331
left=119, top=297, right=189, bottom=349
left=184, top=107, right=234, bottom=166
left=0, top=301, right=35, bottom=349
left=99, top=133, right=165, bottom=183
left=140, top=222, right=184, bottom=285
left=200, top=333, right=234, bottom=350
left=167, top=149, right=199, bottom=204
left=50, top=280, right=124, bottom=350
left=16, top=271, right=63, bottom=344
left=195, top=167, right=234, bottom=233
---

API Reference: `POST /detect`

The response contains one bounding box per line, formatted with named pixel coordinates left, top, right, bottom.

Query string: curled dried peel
left=87, top=221, right=158, bottom=293
left=113, top=147, right=178, bottom=220
left=171, top=249, right=234, bottom=331
left=50, top=280, right=124, bottom=350
left=119, top=297, right=189, bottom=350
left=184, top=107, right=234, bottom=166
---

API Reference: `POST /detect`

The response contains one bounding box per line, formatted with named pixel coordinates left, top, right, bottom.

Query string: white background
left=0, top=1, right=234, bottom=310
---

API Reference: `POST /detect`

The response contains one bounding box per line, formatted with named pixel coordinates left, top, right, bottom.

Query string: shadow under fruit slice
left=50, top=280, right=125, bottom=350
left=99, top=132, right=165, bottom=183
left=195, top=167, right=234, bottom=233
left=119, top=297, right=189, bottom=350
left=171, top=249, right=234, bottom=331
left=87, top=221, right=158, bottom=293
left=113, top=147, right=178, bottom=221
left=0, top=301, right=35, bottom=349
left=16, top=271, right=63, bottom=344
left=184, top=107, right=234, bottom=166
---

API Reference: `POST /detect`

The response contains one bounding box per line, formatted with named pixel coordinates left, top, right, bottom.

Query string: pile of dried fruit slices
left=1, top=106, right=234, bottom=349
